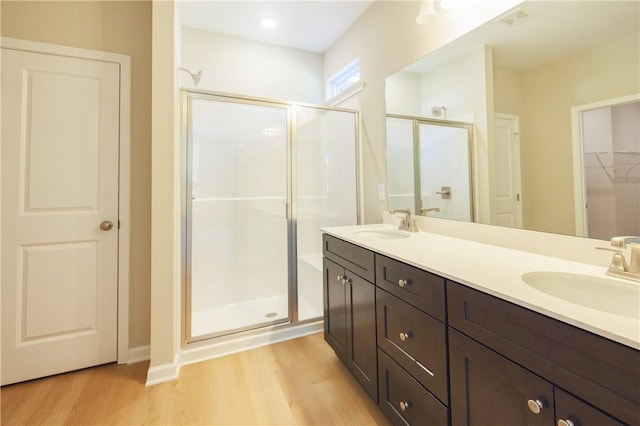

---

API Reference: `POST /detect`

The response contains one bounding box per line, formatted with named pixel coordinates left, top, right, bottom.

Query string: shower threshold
left=191, top=294, right=289, bottom=339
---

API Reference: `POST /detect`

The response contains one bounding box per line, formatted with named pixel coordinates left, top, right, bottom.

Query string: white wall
left=181, top=27, right=323, bottom=103
left=385, top=71, right=421, bottom=116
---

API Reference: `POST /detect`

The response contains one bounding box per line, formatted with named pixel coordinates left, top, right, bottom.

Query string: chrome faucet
left=390, top=209, right=419, bottom=232
left=421, top=207, right=440, bottom=216
left=599, top=236, right=640, bottom=280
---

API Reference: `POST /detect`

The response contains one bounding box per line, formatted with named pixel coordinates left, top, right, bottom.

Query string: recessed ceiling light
left=261, top=18, right=277, bottom=29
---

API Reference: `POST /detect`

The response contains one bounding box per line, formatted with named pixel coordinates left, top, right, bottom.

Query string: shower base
left=191, top=294, right=322, bottom=339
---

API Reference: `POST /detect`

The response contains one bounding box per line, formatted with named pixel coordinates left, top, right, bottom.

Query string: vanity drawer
left=378, top=349, right=448, bottom=426
left=447, top=281, right=640, bottom=425
left=375, top=254, right=445, bottom=321
left=323, top=234, right=375, bottom=282
left=376, top=288, right=448, bottom=404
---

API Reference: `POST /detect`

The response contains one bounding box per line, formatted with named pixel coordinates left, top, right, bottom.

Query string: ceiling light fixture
left=416, top=0, right=469, bottom=24
left=416, top=0, right=437, bottom=25
left=261, top=18, right=277, bottom=29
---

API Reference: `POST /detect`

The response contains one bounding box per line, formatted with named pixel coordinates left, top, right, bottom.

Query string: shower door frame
left=387, top=114, right=475, bottom=220
left=181, top=89, right=361, bottom=345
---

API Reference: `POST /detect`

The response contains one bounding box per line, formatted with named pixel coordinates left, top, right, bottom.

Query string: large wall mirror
left=385, top=0, right=639, bottom=240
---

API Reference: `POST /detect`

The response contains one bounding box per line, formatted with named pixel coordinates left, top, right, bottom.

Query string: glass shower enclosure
left=387, top=114, right=473, bottom=222
left=183, top=91, right=358, bottom=342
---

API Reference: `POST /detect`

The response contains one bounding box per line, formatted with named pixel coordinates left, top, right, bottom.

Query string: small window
left=327, top=58, right=360, bottom=99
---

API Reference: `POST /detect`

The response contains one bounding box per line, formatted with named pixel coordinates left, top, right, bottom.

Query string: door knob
left=100, top=220, right=114, bottom=231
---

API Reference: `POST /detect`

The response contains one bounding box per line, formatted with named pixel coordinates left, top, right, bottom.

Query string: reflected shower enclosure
left=183, top=91, right=358, bottom=342
left=386, top=115, right=473, bottom=221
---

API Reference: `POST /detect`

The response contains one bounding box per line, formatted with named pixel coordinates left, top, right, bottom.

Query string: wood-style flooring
left=1, top=332, right=390, bottom=425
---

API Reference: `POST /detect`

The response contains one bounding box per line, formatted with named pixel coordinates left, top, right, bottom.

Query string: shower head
left=431, top=105, right=447, bottom=118
left=179, top=67, right=202, bottom=87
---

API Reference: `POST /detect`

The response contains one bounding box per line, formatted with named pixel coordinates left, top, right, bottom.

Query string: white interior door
left=494, top=114, right=523, bottom=228
left=1, top=47, right=120, bottom=385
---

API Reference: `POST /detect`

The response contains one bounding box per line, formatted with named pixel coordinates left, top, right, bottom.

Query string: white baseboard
left=142, top=321, right=323, bottom=386
left=127, top=345, right=150, bottom=364
left=178, top=320, right=323, bottom=367
left=145, top=361, right=180, bottom=386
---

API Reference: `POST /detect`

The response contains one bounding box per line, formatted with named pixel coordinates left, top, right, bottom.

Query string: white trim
left=145, top=361, right=181, bottom=386
left=1, top=37, right=132, bottom=364
left=128, top=345, right=151, bottom=364
left=570, top=93, right=640, bottom=237
left=178, top=321, right=323, bottom=368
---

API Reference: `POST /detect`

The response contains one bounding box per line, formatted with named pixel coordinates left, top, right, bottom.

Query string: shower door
left=186, top=94, right=291, bottom=340
left=386, top=114, right=473, bottom=221
left=418, top=121, right=473, bottom=222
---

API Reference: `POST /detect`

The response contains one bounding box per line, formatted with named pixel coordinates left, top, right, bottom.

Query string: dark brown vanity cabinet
left=321, top=234, right=639, bottom=426
left=448, top=282, right=637, bottom=426
left=375, top=254, right=449, bottom=425
left=322, top=234, right=378, bottom=401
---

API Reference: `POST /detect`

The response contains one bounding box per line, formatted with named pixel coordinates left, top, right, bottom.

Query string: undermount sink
left=352, top=229, right=410, bottom=240
left=522, top=271, right=639, bottom=319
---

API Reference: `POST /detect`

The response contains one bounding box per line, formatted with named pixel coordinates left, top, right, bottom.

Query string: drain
left=265, top=312, right=278, bottom=318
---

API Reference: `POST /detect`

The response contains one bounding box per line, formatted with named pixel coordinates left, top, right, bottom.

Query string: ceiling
left=405, top=0, right=640, bottom=73
left=178, top=0, right=375, bottom=53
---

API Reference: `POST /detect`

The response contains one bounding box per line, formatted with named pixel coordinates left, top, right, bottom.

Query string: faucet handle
left=611, top=236, right=640, bottom=248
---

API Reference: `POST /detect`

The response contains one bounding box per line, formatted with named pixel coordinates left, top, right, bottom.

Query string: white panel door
left=494, top=114, right=523, bottom=228
left=1, top=48, right=120, bottom=385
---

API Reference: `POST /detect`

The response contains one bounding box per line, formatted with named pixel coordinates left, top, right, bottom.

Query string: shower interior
left=184, top=91, right=358, bottom=342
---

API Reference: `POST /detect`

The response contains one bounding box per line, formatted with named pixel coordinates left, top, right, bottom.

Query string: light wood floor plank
left=1, top=332, right=390, bottom=425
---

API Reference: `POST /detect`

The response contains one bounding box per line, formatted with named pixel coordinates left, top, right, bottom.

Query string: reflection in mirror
left=385, top=1, right=639, bottom=239
left=581, top=101, right=640, bottom=240
left=387, top=115, right=473, bottom=222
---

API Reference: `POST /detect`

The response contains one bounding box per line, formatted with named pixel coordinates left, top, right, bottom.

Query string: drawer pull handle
left=399, top=401, right=410, bottom=412
left=557, top=420, right=575, bottom=426
left=399, top=332, right=411, bottom=342
left=527, top=399, right=544, bottom=414
left=398, top=279, right=408, bottom=288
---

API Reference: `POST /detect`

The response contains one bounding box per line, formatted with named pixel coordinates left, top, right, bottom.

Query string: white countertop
left=322, top=224, right=640, bottom=350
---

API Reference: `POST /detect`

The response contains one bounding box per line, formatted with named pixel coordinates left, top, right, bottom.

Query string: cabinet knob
left=399, top=332, right=411, bottom=342
left=527, top=399, right=544, bottom=414
left=398, top=279, right=408, bottom=288
left=336, top=275, right=344, bottom=282
left=344, top=277, right=351, bottom=285
left=399, top=401, right=410, bottom=412
left=557, top=420, right=575, bottom=426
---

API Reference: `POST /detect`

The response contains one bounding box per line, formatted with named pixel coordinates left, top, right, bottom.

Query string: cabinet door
left=449, top=329, right=554, bottom=426
left=323, top=258, right=346, bottom=363
left=346, top=271, right=378, bottom=401
left=555, top=388, right=624, bottom=426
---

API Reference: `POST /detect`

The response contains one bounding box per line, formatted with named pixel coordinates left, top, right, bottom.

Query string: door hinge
left=516, top=193, right=520, bottom=202
left=118, top=220, right=121, bottom=229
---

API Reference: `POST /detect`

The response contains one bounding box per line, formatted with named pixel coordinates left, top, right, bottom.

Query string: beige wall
left=1, top=1, right=152, bottom=348
left=521, top=32, right=640, bottom=235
